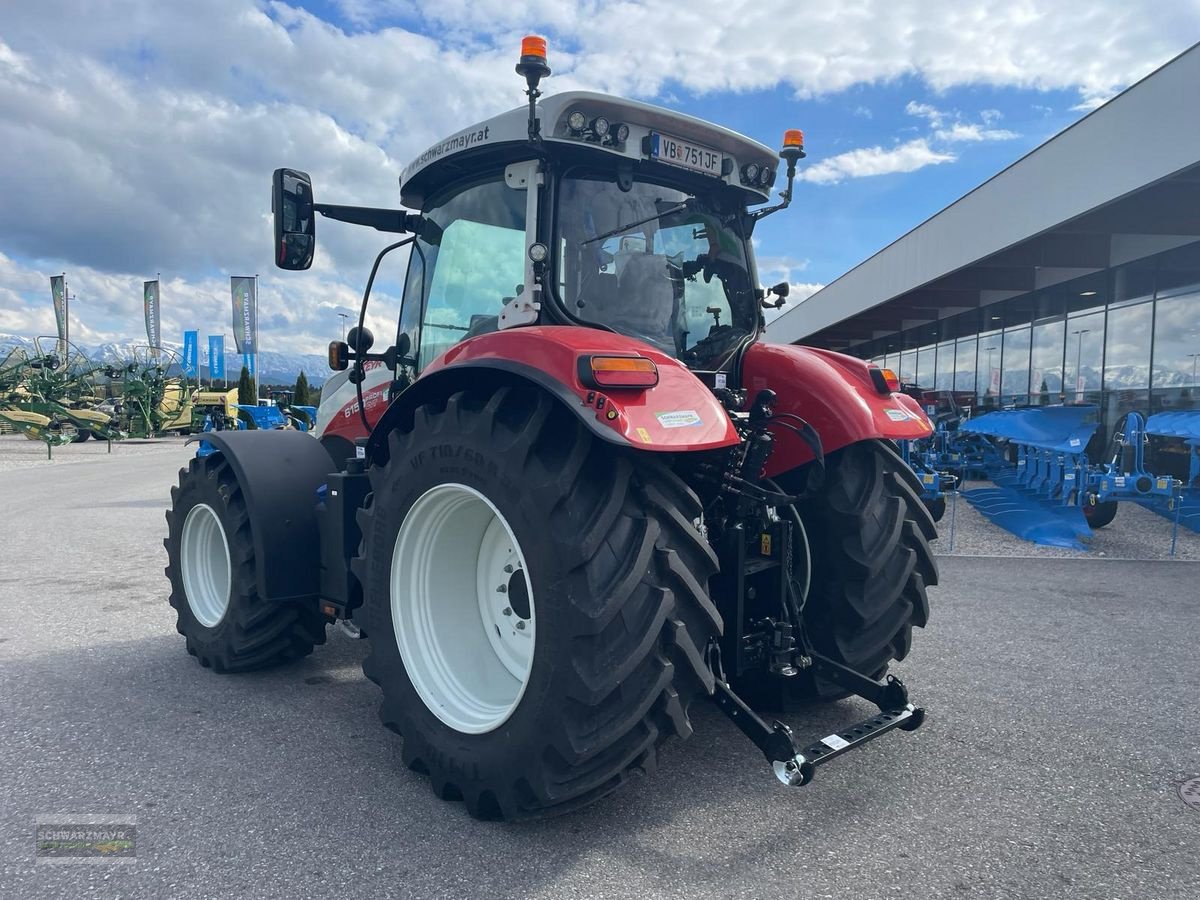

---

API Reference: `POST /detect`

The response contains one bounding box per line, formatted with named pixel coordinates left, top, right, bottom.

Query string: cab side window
left=400, top=176, right=527, bottom=372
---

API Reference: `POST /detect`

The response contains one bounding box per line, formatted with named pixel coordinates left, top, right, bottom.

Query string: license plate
left=648, top=132, right=723, bottom=176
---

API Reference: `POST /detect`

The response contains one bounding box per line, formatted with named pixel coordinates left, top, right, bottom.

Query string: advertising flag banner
left=231, top=277, right=257, bottom=354
left=209, top=335, right=226, bottom=381
left=182, top=331, right=198, bottom=378
left=243, top=352, right=256, bottom=378
left=50, top=276, right=67, bottom=348
left=143, top=281, right=161, bottom=354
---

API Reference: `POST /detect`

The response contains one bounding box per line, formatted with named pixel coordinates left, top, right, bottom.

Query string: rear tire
left=355, top=384, right=721, bottom=820
left=72, top=428, right=91, bottom=443
left=779, top=439, right=937, bottom=703
left=164, top=454, right=327, bottom=671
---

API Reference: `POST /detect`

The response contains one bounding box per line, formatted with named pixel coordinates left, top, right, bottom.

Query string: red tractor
left=165, top=38, right=937, bottom=820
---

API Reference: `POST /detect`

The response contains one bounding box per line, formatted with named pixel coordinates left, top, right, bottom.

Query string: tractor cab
left=392, top=90, right=794, bottom=374
left=273, top=39, right=803, bottom=390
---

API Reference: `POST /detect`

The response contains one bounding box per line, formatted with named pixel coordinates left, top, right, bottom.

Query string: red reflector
left=880, top=367, right=900, bottom=391
left=585, top=356, right=658, bottom=388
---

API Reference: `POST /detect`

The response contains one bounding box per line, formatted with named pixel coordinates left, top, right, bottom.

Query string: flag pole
left=63, top=273, right=69, bottom=353
left=253, top=274, right=260, bottom=402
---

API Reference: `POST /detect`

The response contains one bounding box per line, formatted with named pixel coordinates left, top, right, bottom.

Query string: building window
left=1103, top=301, right=1152, bottom=390
left=916, top=344, right=935, bottom=387
left=1030, top=318, right=1066, bottom=404
left=899, top=349, right=916, bottom=385
left=954, top=337, right=976, bottom=393
left=976, top=331, right=1002, bottom=406
left=1152, top=290, right=1200, bottom=389
left=1001, top=326, right=1031, bottom=403
left=934, top=341, right=955, bottom=391
left=1066, top=311, right=1105, bottom=398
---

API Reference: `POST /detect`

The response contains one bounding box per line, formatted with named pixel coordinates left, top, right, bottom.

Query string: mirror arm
left=313, top=203, right=422, bottom=234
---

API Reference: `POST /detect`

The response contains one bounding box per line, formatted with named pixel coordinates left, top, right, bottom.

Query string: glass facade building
left=854, top=240, right=1200, bottom=452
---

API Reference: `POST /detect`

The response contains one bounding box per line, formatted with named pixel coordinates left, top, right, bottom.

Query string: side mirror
left=761, top=281, right=789, bottom=310
left=346, top=326, right=374, bottom=353
left=272, top=168, right=315, bottom=270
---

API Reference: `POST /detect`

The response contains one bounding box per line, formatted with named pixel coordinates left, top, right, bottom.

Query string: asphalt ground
left=1, top=437, right=1197, bottom=899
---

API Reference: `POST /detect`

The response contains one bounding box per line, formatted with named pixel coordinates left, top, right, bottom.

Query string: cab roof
left=399, top=90, right=780, bottom=209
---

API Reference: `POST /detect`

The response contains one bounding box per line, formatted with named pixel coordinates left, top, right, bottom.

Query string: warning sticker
left=656, top=410, right=702, bottom=428
left=885, top=408, right=910, bottom=422
left=636, top=427, right=653, bottom=444
left=820, top=734, right=851, bottom=751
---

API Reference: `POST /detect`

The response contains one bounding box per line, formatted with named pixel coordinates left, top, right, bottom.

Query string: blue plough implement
left=1143, top=410, right=1200, bottom=533
left=910, top=404, right=1193, bottom=551
left=955, top=406, right=1100, bottom=549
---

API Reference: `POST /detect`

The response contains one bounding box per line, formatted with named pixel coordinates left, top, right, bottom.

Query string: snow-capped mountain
left=0, top=333, right=328, bottom=386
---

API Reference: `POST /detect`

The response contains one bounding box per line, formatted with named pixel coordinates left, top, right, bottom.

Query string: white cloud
left=757, top=254, right=811, bottom=286
left=798, top=138, right=957, bottom=185
left=934, top=122, right=1020, bottom=142
left=905, top=101, right=946, bottom=127
left=764, top=283, right=823, bottom=324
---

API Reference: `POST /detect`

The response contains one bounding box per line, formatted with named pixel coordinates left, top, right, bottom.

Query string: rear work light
left=869, top=366, right=900, bottom=394
left=579, top=355, right=659, bottom=389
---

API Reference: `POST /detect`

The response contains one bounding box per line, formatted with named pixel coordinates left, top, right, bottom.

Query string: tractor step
left=709, top=648, right=924, bottom=787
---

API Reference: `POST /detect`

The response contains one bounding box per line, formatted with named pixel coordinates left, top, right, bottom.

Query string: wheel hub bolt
left=502, top=607, right=512, bottom=616
left=516, top=621, right=526, bottom=630
left=496, top=584, right=507, bottom=593
left=504, top=564, right=514, bottom=574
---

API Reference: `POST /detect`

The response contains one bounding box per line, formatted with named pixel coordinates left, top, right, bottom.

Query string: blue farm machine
left=908, top=402, right=1199, bottom=550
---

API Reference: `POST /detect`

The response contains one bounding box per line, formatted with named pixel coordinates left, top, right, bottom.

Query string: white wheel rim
left=391, top=483, right=535, bottom=734
left=180, top=503, right=232, bottom=628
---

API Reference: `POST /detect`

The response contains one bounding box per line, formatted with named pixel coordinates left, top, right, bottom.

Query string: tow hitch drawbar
left=710, top=652, right=925, bottom=786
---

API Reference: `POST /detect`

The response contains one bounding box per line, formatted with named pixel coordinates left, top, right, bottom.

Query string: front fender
left=193, top=430, right=333, bottom=603
left=742, top=343, right=933, bottom=477
left=368, top=326, right=739, bottom=460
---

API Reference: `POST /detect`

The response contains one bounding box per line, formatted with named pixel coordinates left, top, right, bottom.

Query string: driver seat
left=610, top=254, right=679, bottom=354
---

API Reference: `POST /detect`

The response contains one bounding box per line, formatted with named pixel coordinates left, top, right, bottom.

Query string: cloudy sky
left=1, top=1, right=1197, bottom=354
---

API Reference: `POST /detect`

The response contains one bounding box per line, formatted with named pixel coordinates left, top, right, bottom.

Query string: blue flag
left=182, top=330, right=198, bottom=378
left=208, top=335, right=225, bottom=380
left=243, top=352, right=255, bottom=377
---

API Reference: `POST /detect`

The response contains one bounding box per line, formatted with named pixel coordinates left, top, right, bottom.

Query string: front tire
left=355, top=385, right=721, bottom=820
left=164, top=454, right=327, bottom=671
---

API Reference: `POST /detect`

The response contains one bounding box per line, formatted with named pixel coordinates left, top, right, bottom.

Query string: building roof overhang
left=767, top=42, right=1200, bottom=351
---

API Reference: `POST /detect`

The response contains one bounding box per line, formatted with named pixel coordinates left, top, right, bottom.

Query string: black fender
left=195, top=431, right=334, bottom=603
left=365, top=360, right=632, bottom=465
